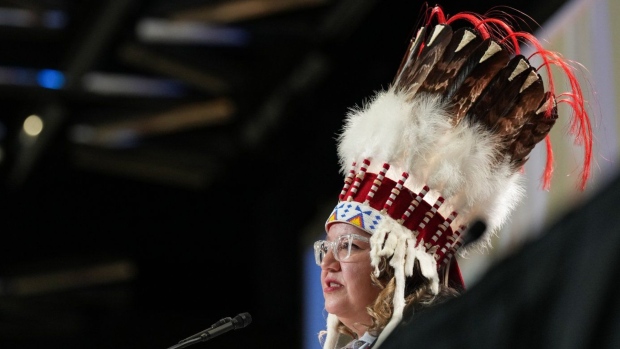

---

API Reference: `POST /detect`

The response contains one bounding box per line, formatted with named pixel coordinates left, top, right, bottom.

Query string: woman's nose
left=321, top=249, right=340, bottom=270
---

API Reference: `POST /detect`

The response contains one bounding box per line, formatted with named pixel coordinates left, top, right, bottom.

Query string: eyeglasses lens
left=336, top=235, right=351, bottom=261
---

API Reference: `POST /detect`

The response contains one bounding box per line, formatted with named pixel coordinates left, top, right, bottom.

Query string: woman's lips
left=323, top=279, right=343, bottom=292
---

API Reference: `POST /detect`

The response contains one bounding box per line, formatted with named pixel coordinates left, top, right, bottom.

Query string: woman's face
left=320, top=223, right=380, bottom=335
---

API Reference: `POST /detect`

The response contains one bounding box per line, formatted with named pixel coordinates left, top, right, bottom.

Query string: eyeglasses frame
left=313, top=233, right=370, bottom=266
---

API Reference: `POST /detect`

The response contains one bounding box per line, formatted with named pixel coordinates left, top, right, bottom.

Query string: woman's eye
left=350, top=243, right=362, bottom=250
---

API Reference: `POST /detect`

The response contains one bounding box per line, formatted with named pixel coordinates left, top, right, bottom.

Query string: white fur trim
left=416, top=248, right=440, bottom=294
left=389, top=234, right=407, bottom=320
left=338, top=89, right=526, bottom=251
left=404, top=237, right=417, bottom=277
left=322, top=313, right=340, bottom=349
left=366, top=217, right=442, bottom=349
left=370, top=228, right=389, bottom=276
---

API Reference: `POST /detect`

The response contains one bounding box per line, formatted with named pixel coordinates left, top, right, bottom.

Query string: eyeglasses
left=313, top=233, right=370, bottom=266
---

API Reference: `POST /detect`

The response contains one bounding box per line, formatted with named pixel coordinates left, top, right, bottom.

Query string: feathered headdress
left=321, top=4, right=592, bottom=349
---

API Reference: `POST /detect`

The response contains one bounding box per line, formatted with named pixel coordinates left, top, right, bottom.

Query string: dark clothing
left=378, top=171, right=620, bottom=349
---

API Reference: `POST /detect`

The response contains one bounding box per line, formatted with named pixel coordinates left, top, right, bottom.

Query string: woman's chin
left=324, top=298, right=347, bottom=316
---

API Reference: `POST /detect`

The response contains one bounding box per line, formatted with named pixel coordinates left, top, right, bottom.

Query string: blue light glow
left=37, top=69, right=65, bottom=89
left=303, top=246, right=326, bottom=349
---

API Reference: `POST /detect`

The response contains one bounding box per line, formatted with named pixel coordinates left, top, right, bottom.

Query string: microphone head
left=231, top=312, right=252, bottom=329
left=461, top=219, right=487, bottom=248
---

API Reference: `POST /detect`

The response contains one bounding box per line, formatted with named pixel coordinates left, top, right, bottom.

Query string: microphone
left=177, top=317, right=232, bottom=344
left=460, top=219, right=487, bottom=248
left=166, top=312, right=252, bottom=349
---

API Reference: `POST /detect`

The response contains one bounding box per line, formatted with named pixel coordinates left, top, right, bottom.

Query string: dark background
left=0, top=1, right=569, bottom=348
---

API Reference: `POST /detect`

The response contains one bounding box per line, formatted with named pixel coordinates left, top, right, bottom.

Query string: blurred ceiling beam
left=62, top=0, right=138, bottom=90
left=69, top=98, right=235, bottom=147
left=170, top=0, right=329, bottom=24
left=0, top=258, right=136, bottom=340
left=71, top=144, right=224, bottom=190
left=67, top=98, right=235, bottom=190
left=242, top=51, right=328, bottom=149
left=81, top=71, right=187, bottom=97
left=135, top=18, right=249, bottom=46
left=0, top=260, right=137, bottom=297
left=118, top=42, right=232, bottom=95
left=0, top=5, right=67, bottom=29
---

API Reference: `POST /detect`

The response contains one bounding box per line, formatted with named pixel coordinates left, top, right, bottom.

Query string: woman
left=316, top=222, right=460, bottom=348
left=315, top=3, right=593, bottom=349
left=318, top=224, right=379, bottom=346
